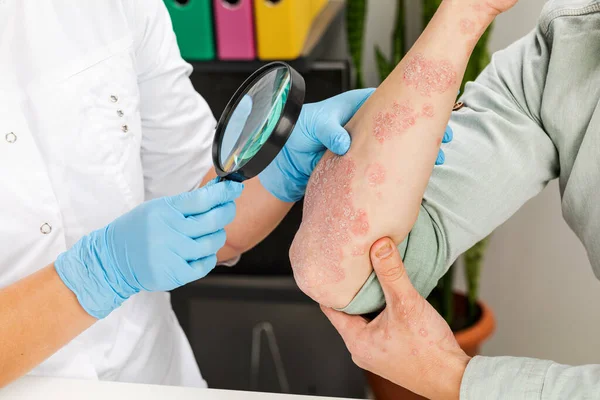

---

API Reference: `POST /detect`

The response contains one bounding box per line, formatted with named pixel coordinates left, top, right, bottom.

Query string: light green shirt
left=343, top=0, right=600, bottom=397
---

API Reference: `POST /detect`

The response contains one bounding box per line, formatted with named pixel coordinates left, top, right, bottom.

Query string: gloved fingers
left=188, top=255, right=219, bottom=281
left=435, top=149, right=446, bottom=166
left=314, top=123, right=352, bottom=156
left=172, top=254, right=219, bottom=285
left=193, top=229, right=227, bottom=258
left=305, top=88, right=375, bottom=156
left=310, top=151, right=326, bottom=172
left=183, top=202, right=237, bottom=238
left=173, top=229, right=227, bottom=262
left=168, top=181, right=243, bottom=217
left=334, top=88, right=376, bottom=123
left=203, top=178, right=219, bottom=188
left=442, top=125, right=453, bottom=143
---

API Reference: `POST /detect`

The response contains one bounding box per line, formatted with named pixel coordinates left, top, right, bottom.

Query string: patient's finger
left=370, top=238, right=415, bottom=307
left=321, top=305, right=367, bottom=345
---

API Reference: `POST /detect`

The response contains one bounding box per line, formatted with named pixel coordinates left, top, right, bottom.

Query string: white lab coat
left=0, top=0, right=216, bottom=387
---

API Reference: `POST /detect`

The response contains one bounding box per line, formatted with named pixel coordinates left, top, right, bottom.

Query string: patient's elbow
left=289, top=234, right=336, bottom=306
left=289, top=230, right=368, bottom=309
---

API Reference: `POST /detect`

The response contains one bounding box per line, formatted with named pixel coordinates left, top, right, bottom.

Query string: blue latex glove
left=259, top=88, right=453, bottom=202
left=436, top=125, right=454, bottom=165
left=259, top=88, right=374, bottom=202
left=55, top=180, right=243, bottom=319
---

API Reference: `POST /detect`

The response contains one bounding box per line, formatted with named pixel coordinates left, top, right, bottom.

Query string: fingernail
left=375, top=242, right=393, bottom=259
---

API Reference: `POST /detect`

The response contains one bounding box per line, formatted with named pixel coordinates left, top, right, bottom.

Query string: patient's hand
left=321, top=238, right=470, bottom=400
left=290, top=0, right=509, bottom=309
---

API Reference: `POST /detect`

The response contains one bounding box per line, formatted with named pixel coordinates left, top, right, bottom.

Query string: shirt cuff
left=335, top=205, right=444, bottom=315
left=460, top=356, right=552, bottom=400
left=334, top=238, right=408, bottom=315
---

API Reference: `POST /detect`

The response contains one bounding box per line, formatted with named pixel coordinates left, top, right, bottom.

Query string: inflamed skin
left=290, top=0, right=499, bottom=309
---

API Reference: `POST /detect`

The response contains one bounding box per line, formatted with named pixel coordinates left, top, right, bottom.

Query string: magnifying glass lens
left=212, top=62, right=305, bottom=182
left=220, top=67, right=292, bottom=173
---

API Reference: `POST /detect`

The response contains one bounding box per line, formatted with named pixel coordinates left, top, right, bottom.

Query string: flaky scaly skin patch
left=373, top=101, right=418, bottom=143
left=365, top=162, right=386, bottom=188
left=290, top=153, right=371, bottom=294
left=402, top=54, right=457, bottom=97
left=460, top=18, right=476, bottom=35
left=372, top=100, right=436, bottom=143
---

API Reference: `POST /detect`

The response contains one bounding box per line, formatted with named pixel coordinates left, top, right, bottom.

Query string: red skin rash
left=373, top=101, right=418, bottom=143
left=421, top=103, right=435, bottom=118
left=350, top=209, right=370, bottom=236
left=372, top=101, right=436, bottom=143
left=289, top=153, right=371, bottom=295
left=460, top=18, right=476, bottom=35
left=402, top=53, right=457, bottom=97
left=365, top=162, right=387, bottom=187
left=352, top=243, right=370, bottom=257
left=460, top=17, right=482, bottom=49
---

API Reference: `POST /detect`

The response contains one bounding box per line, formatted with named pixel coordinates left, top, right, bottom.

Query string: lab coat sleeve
left=126, top=0, right=216, bottom=200
left=461, top=356, right=600, bottom=399
left=343, top=21, right=559, bottom=314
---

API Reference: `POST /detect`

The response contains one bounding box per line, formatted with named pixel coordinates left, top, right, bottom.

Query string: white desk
left=1, top=377, right=357, bottom=400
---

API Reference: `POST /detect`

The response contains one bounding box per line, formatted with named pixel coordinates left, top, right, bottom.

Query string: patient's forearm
left=290, top=1, right=495, bottom=308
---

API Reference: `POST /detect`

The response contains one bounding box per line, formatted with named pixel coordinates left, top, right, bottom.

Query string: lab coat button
left=453, top=101, right=464, bottom=111
left=110, top=95, right=119, bottom=103
left=117, top=109, right=124, bottom=117
left=5, top=132, right=17, bottom=143
left=121, top=125, right=129, bottom=133
left=40, top=223, right=52, bottom=235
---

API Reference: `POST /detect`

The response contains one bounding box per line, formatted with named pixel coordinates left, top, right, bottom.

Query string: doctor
left=0, top=0, right=402, bottom=389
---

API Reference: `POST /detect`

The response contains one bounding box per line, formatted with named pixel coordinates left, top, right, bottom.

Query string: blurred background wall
left=345, top=0, right=600, bottom=365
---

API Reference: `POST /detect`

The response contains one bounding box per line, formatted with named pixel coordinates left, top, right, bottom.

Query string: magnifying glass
left=212, top=62, right=306, bottom=182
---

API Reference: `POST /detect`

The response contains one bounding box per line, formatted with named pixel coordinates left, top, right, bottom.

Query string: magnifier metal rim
left=212, top=61, right=306, bottom=182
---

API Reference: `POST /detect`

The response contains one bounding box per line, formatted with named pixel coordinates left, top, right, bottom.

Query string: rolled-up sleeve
left=345, top=21, right=560, bottom=315
left=411, top=23, right=559, bottom=294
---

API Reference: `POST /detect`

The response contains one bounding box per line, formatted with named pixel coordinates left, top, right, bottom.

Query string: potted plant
left=346, top=1, right=496, bottom=398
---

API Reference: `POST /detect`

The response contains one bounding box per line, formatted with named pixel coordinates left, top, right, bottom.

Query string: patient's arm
left=290, top=1, right=498, bottom=308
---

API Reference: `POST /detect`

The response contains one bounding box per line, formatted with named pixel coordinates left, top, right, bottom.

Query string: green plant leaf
left=422, top=0, right=443, bottom=31
left=375, top=46, right=393, bottom=83
left=392, top=0, right=405, bottom=65
left=346, top=0, right=368, bottom=88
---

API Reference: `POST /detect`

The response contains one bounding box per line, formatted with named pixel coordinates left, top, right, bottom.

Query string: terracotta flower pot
left=366, top=294, right=496, bottom=400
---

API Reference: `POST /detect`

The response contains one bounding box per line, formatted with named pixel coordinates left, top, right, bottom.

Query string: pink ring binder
left=214, top=0, right=256, bottom=60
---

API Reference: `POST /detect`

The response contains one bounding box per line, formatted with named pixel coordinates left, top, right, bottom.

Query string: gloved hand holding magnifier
left=213, top=62, right=306, bottom=182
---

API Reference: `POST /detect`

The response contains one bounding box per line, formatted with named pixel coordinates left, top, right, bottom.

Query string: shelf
left=189, top=0, right=346, bottom=74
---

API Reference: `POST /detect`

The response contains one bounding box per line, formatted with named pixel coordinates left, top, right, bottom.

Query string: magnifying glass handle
left=217, top=173, right=245, bottom=183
